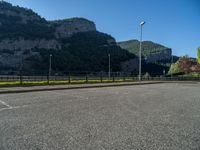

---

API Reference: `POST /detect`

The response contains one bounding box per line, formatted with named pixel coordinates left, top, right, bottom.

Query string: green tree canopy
left=168, top=61, right=182, bottom=75
left=198, top=47, right=200, bottom=64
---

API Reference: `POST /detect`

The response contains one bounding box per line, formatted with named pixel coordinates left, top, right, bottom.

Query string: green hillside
left=118, top=40, right=171, bottom=57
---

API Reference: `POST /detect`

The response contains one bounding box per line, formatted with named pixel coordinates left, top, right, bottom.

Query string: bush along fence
left=0, top=72, right=200, bottom=85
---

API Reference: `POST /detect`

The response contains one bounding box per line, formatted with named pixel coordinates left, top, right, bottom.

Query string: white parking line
left=0, top=97, right=31, bottom=112
left=0, top=105, right=29, bottom=112
left=0, top=100, right=12, bottom=108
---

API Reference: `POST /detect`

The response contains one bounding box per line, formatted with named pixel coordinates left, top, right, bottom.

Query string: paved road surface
left=0, top=83, right=200, bottom=149
left=0, top=81, right=162, bottom=94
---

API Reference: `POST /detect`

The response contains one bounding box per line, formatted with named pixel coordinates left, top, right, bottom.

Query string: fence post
left=112, top=74, right=115, bottom=82
left=86, top=74, right=88, bottom=83
left=68, top=74, right=71, bottom=84
left=132, top=75, right=135, bottom=81
left=100, top=72, right=103, bottom=83
left=20, top=74, right=23, bottom=85
left=19, top=70, right=23, bottom=85
left=47, top=75, right=49, bottom=85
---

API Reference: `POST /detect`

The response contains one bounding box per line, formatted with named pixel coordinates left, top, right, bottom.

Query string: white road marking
left=0, top=100, right=12, bottom=108
left=0, top=105, right=29, bottom=112
left=0, top=95, right=31, bottom=112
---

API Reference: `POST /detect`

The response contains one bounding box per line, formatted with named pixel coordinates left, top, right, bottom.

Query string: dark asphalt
left=0, top=83, right=200, bottom=150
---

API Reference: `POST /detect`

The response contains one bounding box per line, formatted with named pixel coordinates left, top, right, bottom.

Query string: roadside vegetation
left=168, top=48, right=200, bottom=76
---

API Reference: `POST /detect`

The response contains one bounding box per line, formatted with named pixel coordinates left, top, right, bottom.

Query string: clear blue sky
left=6, top=0, right=200, bottom=57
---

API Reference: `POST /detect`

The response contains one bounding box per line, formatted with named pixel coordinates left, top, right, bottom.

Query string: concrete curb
left=0, top=81, right=165, bottom=94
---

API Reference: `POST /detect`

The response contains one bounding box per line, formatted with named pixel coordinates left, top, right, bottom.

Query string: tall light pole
left=49, top=54, right=52, bottom=79
left=139, top=21, right=145, bottom=81
left=108, top=53, right=111, bottom=80
left=171, top=54, right=173, bottom=78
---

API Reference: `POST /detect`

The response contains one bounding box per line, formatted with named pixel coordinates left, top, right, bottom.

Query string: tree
left=191, top=64, right=200, bottom=73
left=168, top=61, right=182, bottom=75
left=198, top=47, right=200, bottom=64
left=179, top=56, right=194, bottom=74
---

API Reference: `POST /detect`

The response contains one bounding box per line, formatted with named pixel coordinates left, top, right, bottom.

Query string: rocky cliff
left=0, top=2, right=96, bottom=50
left=0, top=1, right=135, bottom=74
left=50, top=18, right=96, bottom=39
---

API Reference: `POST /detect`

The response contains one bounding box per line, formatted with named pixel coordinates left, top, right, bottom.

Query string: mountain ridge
left=118, top=40, right=172, bottom=63
left=0, top=1, right=173, bottom=75
left=0, top=1, right=136, bottom=74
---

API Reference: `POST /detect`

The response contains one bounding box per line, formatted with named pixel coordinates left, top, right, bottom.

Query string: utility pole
left=171, top=54, right=173, bottom=78
left=139, top=21, right=145, bottom=81
left=108, top=53, right=111, bottom=80
left=19, top=55, right=23, bottom=85
left=49, top=54, right=52, bottom=80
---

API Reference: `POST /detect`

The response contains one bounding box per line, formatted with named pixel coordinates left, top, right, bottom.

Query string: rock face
left=0, top=49, right=39, bottom=71
left=145, top=49, right=172, bottom=63
left=51, top=18, right=96, bottom=39
left=0, top=39, right=61, bottom=51
left=0, top=2, right=97, bottom=73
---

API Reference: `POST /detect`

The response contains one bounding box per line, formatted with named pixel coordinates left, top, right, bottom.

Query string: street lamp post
left=139, top=21, right=145, bottom=81
left=108, top=53, right=111, bottom=80
left=171, top=54, right=173, bottom=79
left=49, top=54, right=52, bottom=80
left=19, top=56, right=24, bottom=85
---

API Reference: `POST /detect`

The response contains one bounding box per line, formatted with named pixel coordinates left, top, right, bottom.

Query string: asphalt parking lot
left=0, top=83, right=200, bottom=150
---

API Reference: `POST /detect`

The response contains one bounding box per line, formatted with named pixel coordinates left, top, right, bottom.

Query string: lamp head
left=140, top=21, right=146, bottom=26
